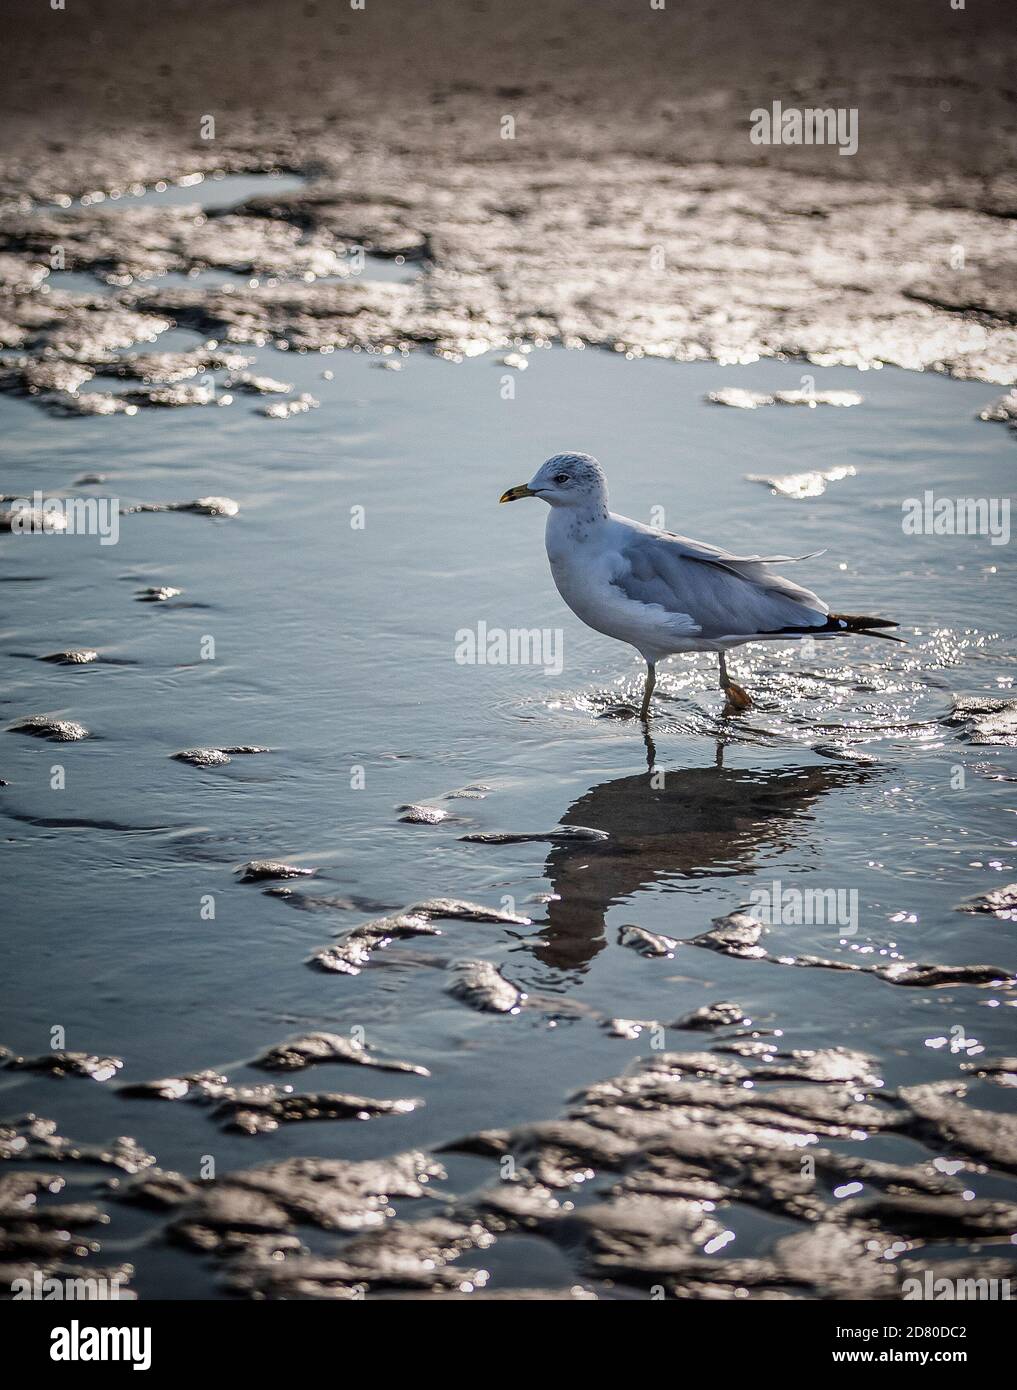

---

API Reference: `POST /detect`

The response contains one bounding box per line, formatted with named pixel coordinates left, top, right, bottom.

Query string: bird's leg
left=718, top=651, right=753, bottom=712
left=638, top=661, right=656, bottom=720
left=642, top=728, right=657, bottom=771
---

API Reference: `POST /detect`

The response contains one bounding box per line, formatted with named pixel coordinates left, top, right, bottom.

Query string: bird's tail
left=828, top=613, right=904, bottom=643
left=763, top=613, right=905, bottom=644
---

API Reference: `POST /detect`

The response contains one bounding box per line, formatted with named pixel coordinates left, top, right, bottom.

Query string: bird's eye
left=554, top=473, right=570, bottom=484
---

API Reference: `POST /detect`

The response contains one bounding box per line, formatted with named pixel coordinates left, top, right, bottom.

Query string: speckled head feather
left=527, top=452, right=609, bottom=512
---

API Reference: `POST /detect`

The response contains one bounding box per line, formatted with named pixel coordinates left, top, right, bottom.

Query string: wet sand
left=2, top=0, right=1017, bottom=388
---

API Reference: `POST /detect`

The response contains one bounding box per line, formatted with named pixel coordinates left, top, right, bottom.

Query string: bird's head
left=500, top=452, right=609, bottom=510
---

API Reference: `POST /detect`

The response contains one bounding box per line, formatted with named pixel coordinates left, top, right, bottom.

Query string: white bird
left=500, top=452, right=901, bottom=720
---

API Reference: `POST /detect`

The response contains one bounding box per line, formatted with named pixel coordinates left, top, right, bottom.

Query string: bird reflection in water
left=528, top=734, right=874, bottom=978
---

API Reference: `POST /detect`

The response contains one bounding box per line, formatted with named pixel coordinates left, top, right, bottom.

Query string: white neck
left=545, top=500, right=608, bottom=559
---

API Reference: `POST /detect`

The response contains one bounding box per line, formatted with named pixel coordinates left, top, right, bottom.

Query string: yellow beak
left=499, top=484, right=534, bottom=503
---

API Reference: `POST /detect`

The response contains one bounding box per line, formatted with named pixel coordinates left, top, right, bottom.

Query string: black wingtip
left=831, top=613, right=899, bottom=630
left=759, top=614, right=905, bottom=643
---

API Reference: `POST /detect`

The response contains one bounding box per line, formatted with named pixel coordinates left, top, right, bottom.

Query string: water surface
left=2, top=331, right=1015, bottom=1297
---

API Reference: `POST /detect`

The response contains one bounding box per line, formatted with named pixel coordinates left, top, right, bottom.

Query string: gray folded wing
left=614, top=528, right=829, bottom=639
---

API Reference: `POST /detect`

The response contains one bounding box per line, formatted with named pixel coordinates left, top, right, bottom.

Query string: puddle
left=41, top=170, right=310, bottom=215
left=42, top=258, right=416, bottom=298
left=15, top=170, right=419, bottom=312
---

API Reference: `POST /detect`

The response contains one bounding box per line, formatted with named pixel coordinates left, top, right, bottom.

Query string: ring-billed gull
left=500, top=452, right=900, bottom=719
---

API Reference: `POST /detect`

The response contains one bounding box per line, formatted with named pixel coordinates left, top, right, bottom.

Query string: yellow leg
left=639, top=661, right=656, bottom=720
left=719, top=651, right=753, bottom=711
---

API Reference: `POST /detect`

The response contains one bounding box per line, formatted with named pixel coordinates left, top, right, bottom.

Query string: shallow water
left=40, top=170, right=310, bottom=215
left=2, top=320, right=1016, bottom=1295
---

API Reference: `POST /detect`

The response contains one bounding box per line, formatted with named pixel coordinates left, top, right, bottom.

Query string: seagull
left=500, top=452, right=901, bottom=720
